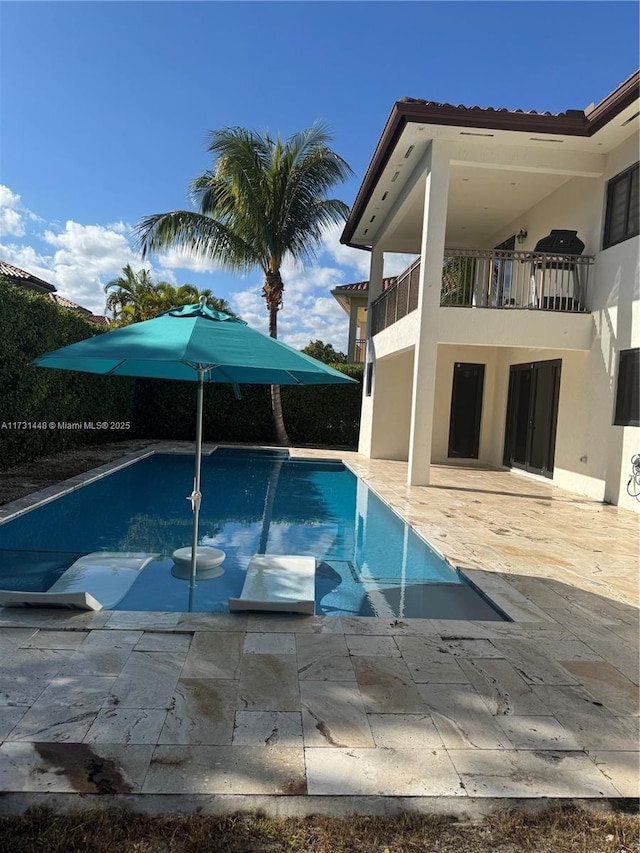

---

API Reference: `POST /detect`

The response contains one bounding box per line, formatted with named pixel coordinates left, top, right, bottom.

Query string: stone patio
left=0, top=446, right=638, bottom=815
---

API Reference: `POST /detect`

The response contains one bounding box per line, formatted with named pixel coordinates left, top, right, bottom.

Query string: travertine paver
left=232, top=711, right=303, bottom=746
left=243, top=632, right=296, bottom=655
left=84, top=708, right=167, bottom=745
left=296, top=634, right=356, bottom=681
left=0, top=449, right=637, bottom=805
left=159, top=680, right=239, bottom=745
left=142, top=745, right=306, bottom=794
left=105, top=651, right=185, bottom=709
left=305, top=747, right=463, bottom=796
left=448, top=749, right=622, bottom=798
left=300, top=681, right=374, bottom=748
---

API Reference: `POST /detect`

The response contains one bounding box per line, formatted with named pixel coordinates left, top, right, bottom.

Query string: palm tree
left=104, top=265, right=156, bottom=325
left=134, top=123, right=352, bottom=444
left=105, top=268, right=232, bottom=326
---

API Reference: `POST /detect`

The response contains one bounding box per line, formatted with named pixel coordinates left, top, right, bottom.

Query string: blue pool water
left=0, top=449, right=506, bottom=619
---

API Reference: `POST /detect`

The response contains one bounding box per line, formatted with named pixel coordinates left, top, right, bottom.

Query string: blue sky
left=1, top=1, right=638, bottom=350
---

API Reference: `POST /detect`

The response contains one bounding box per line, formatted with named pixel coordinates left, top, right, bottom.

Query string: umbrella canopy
left=33, top=299, right=357, bottom=598
left=33, top=301, right=352, bottom=386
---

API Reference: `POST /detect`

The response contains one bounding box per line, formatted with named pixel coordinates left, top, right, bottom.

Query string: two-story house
left=340, top=72, right=639, bottom=512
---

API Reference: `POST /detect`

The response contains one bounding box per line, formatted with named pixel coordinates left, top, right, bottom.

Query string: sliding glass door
left=503, top=360, right=561, bottom=478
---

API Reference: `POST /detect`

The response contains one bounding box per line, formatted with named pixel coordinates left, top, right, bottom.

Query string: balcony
left=370, top=249, right=595, bottom=336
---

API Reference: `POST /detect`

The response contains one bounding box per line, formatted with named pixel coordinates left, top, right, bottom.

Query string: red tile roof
left=333, top=276, right=397, bottom=293
left=0, top=260, right=56, bottom=293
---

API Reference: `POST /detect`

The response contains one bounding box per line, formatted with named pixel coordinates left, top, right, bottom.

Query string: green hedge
left=0, top=281, right=134, bottom=469
left=0, top=279, right=363, bottom=468
left=132, top=363, right=363, bottom=447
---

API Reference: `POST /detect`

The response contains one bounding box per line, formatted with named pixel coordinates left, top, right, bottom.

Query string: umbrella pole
left=189, top=368, right=206, bottom=593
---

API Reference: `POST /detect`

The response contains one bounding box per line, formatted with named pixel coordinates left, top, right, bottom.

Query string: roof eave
left=341, top=71, right=640, bottom=249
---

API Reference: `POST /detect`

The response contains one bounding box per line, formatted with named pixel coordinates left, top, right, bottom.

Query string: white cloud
left=0, top=242, right=56, bottom=285
left=0, top=186, right=26, bottom=237
left=154, top=246, right=222, bottom=274
left=384, top=252, right=419, bottom=277
left=321, top=222, right=371, bottom=279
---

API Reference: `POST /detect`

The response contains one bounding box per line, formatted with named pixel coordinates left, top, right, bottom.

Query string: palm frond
left=134, top=210, right=258, bottom=272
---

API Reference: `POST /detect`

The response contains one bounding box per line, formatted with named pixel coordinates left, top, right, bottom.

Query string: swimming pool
left=0, top=448, right=506, bottom=619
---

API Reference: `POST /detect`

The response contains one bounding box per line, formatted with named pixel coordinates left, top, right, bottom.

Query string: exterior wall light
left=517, top=228, right=528, bottom=244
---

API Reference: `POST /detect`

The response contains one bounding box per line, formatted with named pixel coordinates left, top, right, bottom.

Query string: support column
left=347, top=301, right=359, bottom=363
left=358, top=245, right=384, bottom=456
left=407, top=141, right=450, bottom=486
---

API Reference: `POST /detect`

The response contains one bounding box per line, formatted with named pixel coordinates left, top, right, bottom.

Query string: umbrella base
left=171, top=547, right=225, bottom=580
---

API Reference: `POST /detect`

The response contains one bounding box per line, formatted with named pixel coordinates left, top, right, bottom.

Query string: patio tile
left=352, top=656, right=427, bottom=713
left=20, top=630, right=89, bottom=650
left=493, top=715, right=582, bottom=750
left=0, top=741, right=154, bottom=792
left=30, top=676, right=116, bottom=710
left=396, top=636, right=470, bottom=684
left=557, top=660, right=639, bottom=717
left=417, top=684, right=513, bottom=750
left=300, top=681, right=373, bottom=748
left=59, top=633, right=139, bottom=678
left=442, top=639, right=504, bottom=658
left=6, top=706, right=98, bottom=743
left=0, top=707, right=28, bottom=741
left=134, top=632, right=192, bottom=653
left=0, top=648, right=75, bottom=705
left=573, top=627, right=640, bottom=684
left=586, top=750, right=640, bottom=798
left=449, top=749, right=621, bottom=797
left=181, top=631, right=244, bottom=679
left=461, top=570, right=554, bottom=622
left=142, top=745, right=306, bottom=794
left=491, top=639, right=580, bottom=685
left=457, top=658, right=550, bottom=716
left=296, top=634, right=355, bottom=681
left=106, top=651, right=185, bottom=709
left=305, top=747, right=463, bottom=796
left=104, top=612, right=182, bottom=631
left=159, top=679, right=239, bottom=745
left=531, top=685, right=637, bottom=751
left=0, top=628, right=39, bottom=655
left=430, top=620, right=525, bottom=639
left=232, top=711, right=303, bottom=746
left=367, top=713, right=443, bottom=749
left=341, top=616, right=437, bottom=637
left=243, top=632, right=296, bottom=655
left=84, top=708, right=167, bottom=745
left=345, top=635, right=400, bottom=657
left=176, top=613, right=249, bottom=632
left=238, top=654, right=300, bottom=711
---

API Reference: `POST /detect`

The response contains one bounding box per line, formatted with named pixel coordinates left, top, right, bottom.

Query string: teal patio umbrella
left=33, top=298, right=357, bottom=592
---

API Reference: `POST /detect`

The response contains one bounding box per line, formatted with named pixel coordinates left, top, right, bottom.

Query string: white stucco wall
left=369, top=349, right=414, bottom=460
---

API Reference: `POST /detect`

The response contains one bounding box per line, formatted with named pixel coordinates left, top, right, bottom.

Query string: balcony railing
left=370, top=249, right=595, bottom=335
left=353, top=338, right=366, bottom=363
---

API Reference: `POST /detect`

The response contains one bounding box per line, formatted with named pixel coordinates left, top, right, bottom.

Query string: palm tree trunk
left=263, top=271, right=290, bottom=446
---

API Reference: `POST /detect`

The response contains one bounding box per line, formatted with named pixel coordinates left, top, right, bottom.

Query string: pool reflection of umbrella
left=32, top=298, right=356, bottom=594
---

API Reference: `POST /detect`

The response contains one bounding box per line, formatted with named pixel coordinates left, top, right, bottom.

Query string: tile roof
left=0, top=260, right=56, bottom=292
left=333, top=277, right=397, bottom=293
left=399, top=97, right=565, bottom=117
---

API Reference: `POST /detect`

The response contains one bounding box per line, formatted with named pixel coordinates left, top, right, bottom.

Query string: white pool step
left=0, top=552, right=154, bottom=611
left=228, top=554, right=316, bottom=615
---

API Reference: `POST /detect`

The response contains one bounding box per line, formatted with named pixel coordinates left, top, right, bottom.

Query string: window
left=603, top=163, right=639, bottom=249
left=614, top=348, right=639, bottom=427
left=365, top=362, right=373, bottom=396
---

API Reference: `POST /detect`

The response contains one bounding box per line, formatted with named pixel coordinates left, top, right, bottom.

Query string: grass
left=1, top=806, right=639, bottom=853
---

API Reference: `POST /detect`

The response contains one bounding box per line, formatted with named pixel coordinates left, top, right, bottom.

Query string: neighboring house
left=0, top=260, right=109, bottom=326
left=340, top=71, right=639, bottom=512
left=331, top=277, right=397, bottom=362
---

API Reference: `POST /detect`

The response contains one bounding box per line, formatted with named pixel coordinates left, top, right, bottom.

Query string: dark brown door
left=448, top=362, right=484, bottom=459
left=504, top=360, right=561, bottom=477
